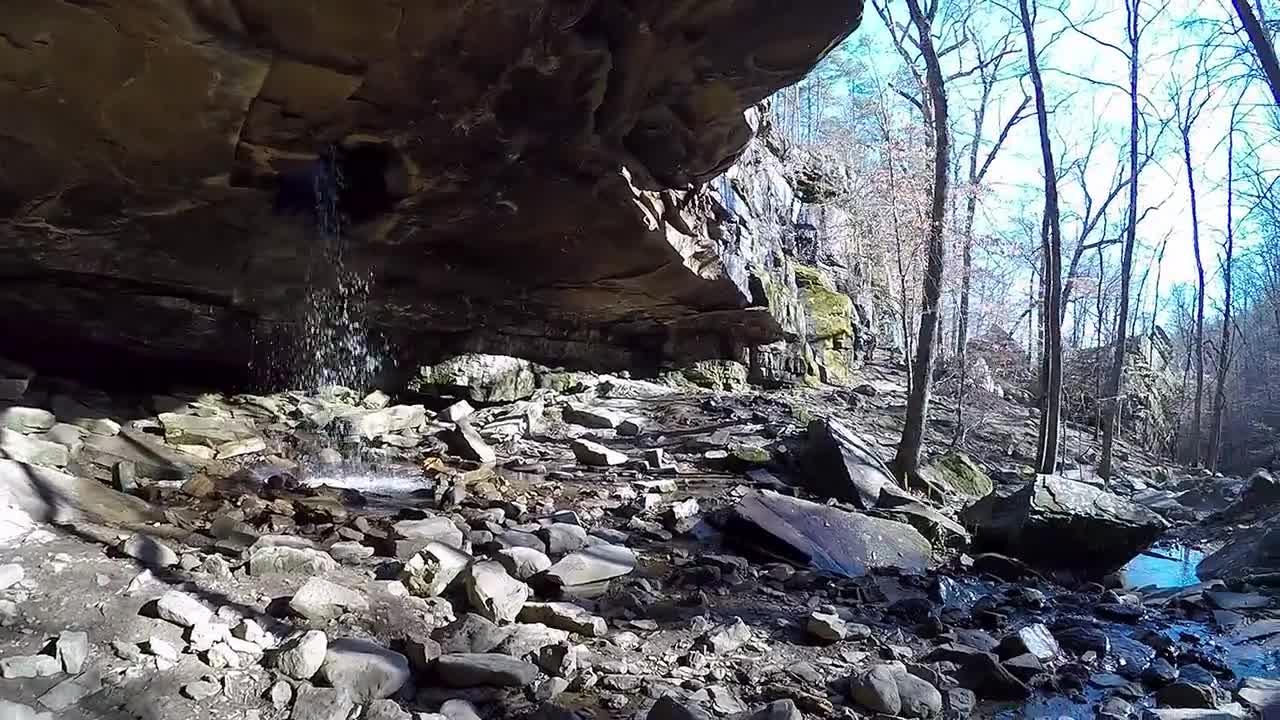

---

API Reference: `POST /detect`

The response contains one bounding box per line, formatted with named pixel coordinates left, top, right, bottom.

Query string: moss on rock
left=919, top=452, right=994, bottom=498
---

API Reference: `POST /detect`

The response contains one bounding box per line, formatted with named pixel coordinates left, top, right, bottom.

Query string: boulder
left=963, top=476, right=1167, bottom=572
left=393, top=517, right=464, bottom=547
left=800, top=418, right=896, bottom=508
left=156, top=590, right=213, bottom=628
left=849, top=663, right=942, bottom=719
left=917, top=452, right=994, bottom=498
left=440, top=400, right=476, bottom=423
left=55, top=631, right=89, bottom=674
left=0, top=655, right=60, bottom=679
left=465, top=561, right=530, bottom=623
left=517, top=602, right=608, bottom=637
left=411, top=355, right=537, bottom=403
left=544, top=544, right=637, bottom=587
left=401, top=542, right=473, bottom=597
left=495, top=547, right=553, bottom=580
left=0, top=407, right=55, bottom=434
left=435, top=653, right=539, bottom=687
left=289, top=578, right=369, bottom=622
left=158, top=412, right=257, bottom=448
left=248, top=546, right=340, bottom=576
left=492, top=623, right=569, bottom=659
left=1199, top=519, right=1280, bottom=580
left=339, top=405, right=427, bottom=440
left=319, top=638, right=411, bottom=703
left=291, top=686, right=356, bottom=720
left=562, top=405, right=623, bottom=429
left=725, top=489, right=931, bottom=577
left=571, top=439, right=627, bottom=467
left=996, top=623, right=1060, bottom=662
left=444, top=422, right=497, bottom=464
left=276, top=630, right=328, bottom=680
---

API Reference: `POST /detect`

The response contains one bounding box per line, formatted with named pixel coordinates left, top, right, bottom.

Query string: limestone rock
left=156, top=590, right=213, bottom=628
left=440, top=400, right=476, bottom=423
left=0, top=407, right=55, bottom=434
left=562, top=405, right=623, bottom=429
left=545, top=544, right=636, bottom=587
left=401, top=542, right=473, bottom=597
left=571, top=439, right=627, bottom=467
left=289, top=578, right=369, bottom=622
left=276, top=630, right=327, bottom=680
left=1, top=429, right=69, bottom=468
left=850, top=663, right=942, bottom=719
left=158, top=412, right=257, bottom=448
left=183, top=681, right=221, bottom=700
left=465, top=561, right=530, bottom=623
left=445, top=422, right=497, bottom=464
left=495, top=547, right=553, bottom=581
left=807, top=611, right=850, bottom=642
left=248, top=546, right=340, bottom=576
left=411, top=355, right=537, bottom=403
left=328, top=541, right=375, bottom=564
left=55, top=631, right=89, bottom=674
left=435, top=653, right=539, bottom=687
left=517, top=602, right=608, bottom=637
left=0, top=655, right=60, bottom=679
left=394, top=517, right=465, bottom=547
left=319, top=638, right=411, bottom=703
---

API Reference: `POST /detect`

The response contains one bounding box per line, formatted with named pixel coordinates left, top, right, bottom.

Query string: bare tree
left=1208, top=98, right=1242, bottom=470
left=1016, top=0, right=1065, bottom=475
left=1232, top=0, right=1280, bottom=105
left=1171, top=61, right=1214, bottom=465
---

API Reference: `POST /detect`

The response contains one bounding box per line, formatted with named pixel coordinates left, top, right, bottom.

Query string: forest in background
left=763, top=0, right=1280, bottom=476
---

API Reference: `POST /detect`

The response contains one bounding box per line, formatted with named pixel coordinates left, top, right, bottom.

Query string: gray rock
left=997, top=623, right=1059, bottom=662
left=618, top=419, right=644, bottom=436
left=646, top=696, right=712, bottom=720
left=439, top=400, right=476, bottom=423
left=1140, top=707, right=1248, bottom=720
left=111, top=641, right=143, bottom=663
left=850, top=663, right=943, bottom=719
left=494, top=547, right=553, bottom=580
left=435, top=653, right=539, bottom=687
left=121, top=533, right=179, bottom=568
left=1156, top=682, right=1218, bottom=709
left=328, top=541, right=375, bottom=563
left=545, top=544, right=636, bottom=586
left=1100, top=696, right=1134, bottom=720
left=410, top=354, right=537, bottom=403
left=156, top=590, right=213, bottom=628
left=248, top=546, right=339, bottom=576
left=963, top=475, right=1168, bottom=572
left=562, top=405, right=622, bottom=429
left=1236, top=676, right=1280, bottom=713
left=531, top=675, right=570, bottom=702
left=1, top=655, right=60, bottom=678
left=319, top=638, right=411, bottom=703
left=571, top=439, right=627, bottom=467
left=276, top=630, right=327, bottom=680
left=1, top=429, right=69, bottom=467
left=393, top=517, right=465, bottom=546
left=465, top=560, right=530, bottom=623
left=364, top=699, right=413, bottom=720
left=806, top=611, right=849, bottom=642
left=945, top=688, right=977, bottom=719
left=535, top=642, right=579, bottom=677
left=38, top=673, right=100, bottom=711
left=0, top=358, right=33, bottom=402
left=157, top=412, right=257, bottom=448
left=445, top=422, right=496, bottom=464
left=401, top=542, right=473, bottom=597
left=403, top=633, right=442, bottom=673
left=1, top=407, right=55, bottom=434
left=183, top=680, right=221, bottom=700
left=699, top=618, right=752, bottom=655
left=539, top=523, right=588, bottom=555
left=289, top=578, right=369, bottom=622
left=290, top=685, right=355, bottom=720
left=0, top=563, right=24, bottom=590
left=337, top=405, right=426, bottom=440
left=439, top=699, right=484, bottom=720
left=270, top=680, right=294, bottom=710
left=0, top=700, right=50, bottom=720
left=735, top=700, right=803, bottom=720
left=434, top=614, right=508, bottom=654
left=517, top=602, right=608, bottom=637
left=800, top=417, right=894, bottom=508
left=492, top=623, right=569, bottom=659
left=147, top=636, right=180, bottom=661
left=55, top=631, right=89, bottom=674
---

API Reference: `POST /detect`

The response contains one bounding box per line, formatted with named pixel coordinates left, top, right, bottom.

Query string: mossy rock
left=794, top=264, right=853, bottom=341
left=730, top=444, right=773, bottom=466
left=918, top=452, right=994, bottom=498
left=680, top=360, right=749, bottom=392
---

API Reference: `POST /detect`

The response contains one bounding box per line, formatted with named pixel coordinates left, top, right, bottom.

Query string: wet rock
left=435, top=653, right=539, bottom=687
left=1, top=407, right=55, bottom=434
left=997, top=623, right=1060, bottom=661
left=800, top=418, right=894, bottom=508
left=944, top=687, right=977, bottom=719
left=726, top=490, right=931, bottom=577
left=466, top=561, right=530, bottom=623
left=248, top=546, right=339, bottom=576
left=1204, top=591, right=1271, bottom=610
left=495, top=547, right=553, bottom=581
left=806, top=612, right=850, bottom=642
left=1144, top=658, right=1179, bottom=687
left=291, top=685, right=356, bottom=720
left=571, top=439, right=627, bottom=467
left=319, top=638, right=411, bottom=703
left=1097, top=603, right=1145, bottom=623
left=646, top=696, right=712, bottom=720
left=927, top=645, right=1030, bottom=701
left=963, top=476, right=1167, bottom=572
left=276, top=630, right=327, bottom=680
left=1, top=655, right=60, bottom=679
left=1140, top=708, right=1248, bottom=720
left=1156, top=682, right=1218, bottom=709
left=156, top=590, right=213, bottom=628
left=445, top=422, right=496, bottom=464
left=971, top=553, right=1039, bottom=581
left=0, top=563, right=24, bottom=591
left=339, top=405, right=426, bottom=440
left=1055, top=625, right=1111, bottom=657
left=1100, top=697, right=1134, bottom=720
left=1003, top=654, right=1042, bottom=681
left=54, top=631, right=88, bottom=674
left=289, top=578, right=369, bottom=622
left=518, top=602, right=608, bottom=637
left=410, top=354, right=536, bottom=403
left=401, top=542, right=473, bottom=597
left=545, top=544, right=636, bottom=587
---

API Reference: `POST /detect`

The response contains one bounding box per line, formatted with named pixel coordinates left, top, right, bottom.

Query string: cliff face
left=0, top=0, right=862, bottom=385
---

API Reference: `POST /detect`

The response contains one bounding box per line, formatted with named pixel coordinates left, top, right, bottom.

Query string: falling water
left=292, top=148, right=384, bottom=393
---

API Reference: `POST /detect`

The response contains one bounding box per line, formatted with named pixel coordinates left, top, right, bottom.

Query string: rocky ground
left=2, top=353, right=1279, bottom=720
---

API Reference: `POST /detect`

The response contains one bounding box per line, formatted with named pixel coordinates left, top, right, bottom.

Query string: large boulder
left=1198, top=519, right=1280, bottom=581
left=0, top=1, right=863, bottom=386
left=725, top=489, right=931, bottom=577
left=800, top=418, right=896, bottom=508
left=963, top=476, right=1168, bottom=573
left=410, top=354, right=537, bottom=402
left=917, top=452, right=994, bottom=498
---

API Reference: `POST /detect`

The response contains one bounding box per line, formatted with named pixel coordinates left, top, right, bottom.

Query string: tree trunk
left=1233, top=0, right=1280, bottom=106
left=1184, top=128, right=1206, bottom=467
left=1019, top=0, right=1064, bottom=475
left=1208, top=111, right=1237, bottom=471
left=895, top=0, right=951, bottom=481
left=1099, top=0, right=1141, bottom=480
left=954, top=120, right=982, bottom=444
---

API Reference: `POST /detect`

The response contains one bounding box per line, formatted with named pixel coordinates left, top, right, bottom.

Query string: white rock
left=393, top=517, right=464, bottom=547
left=276, top=630, right=327, bottom=680
left=319, top=638, right=411, bottom=703
left=517, top=602, right=608, bottom=637
left=120, top=533, right=179, bottom=568
left=189, top=622, right=231, bottom=652
left=248, top=545, right=339, bottom=576
left=545, top=544, right=636, bottom=586
left=329, top=541, right=375, bottom=564
left=215, top=437, right=267, bottom=460
left=439, top=400, right=476, bottom=423
left=571, top=439, right=627, bottom=467
left=1, top=429, right=69, bottom=467
left=494, top=547, right=553, bottom=581
left=147, top=637, right=180, bottom=662
left=55, top=631, right=89, bottom=674
left=156, top=590, right=213, bottom=628
left=465, top=561, right=530, bottom=623
left=0, top=655, right=60, bottom=679
left=0, top=407, right=55, bottom=433
left=207, top=642, right=242, bottom=669
left=289, top=578, right=369, bottom=622
left=0, top=563, right=24, bottom=591
left=401, top=542, right=472, bottom=598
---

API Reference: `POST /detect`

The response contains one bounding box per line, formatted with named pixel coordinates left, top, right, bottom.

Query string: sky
left=797, top=0, right=1279, bottom=333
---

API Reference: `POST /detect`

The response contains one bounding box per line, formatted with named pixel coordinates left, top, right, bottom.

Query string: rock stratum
left=0, top=0, right=862, bottom=385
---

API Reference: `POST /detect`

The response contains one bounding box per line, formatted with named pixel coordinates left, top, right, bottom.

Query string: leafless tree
left=1232, top=0, right=1280, bottom=105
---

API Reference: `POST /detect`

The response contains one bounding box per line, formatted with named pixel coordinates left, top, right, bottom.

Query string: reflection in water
left=1121, top=544, right=1205, bottom=589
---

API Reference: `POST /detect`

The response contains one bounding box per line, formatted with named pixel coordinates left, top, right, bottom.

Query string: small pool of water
left=1121, top=544, right=1206, bottom=590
